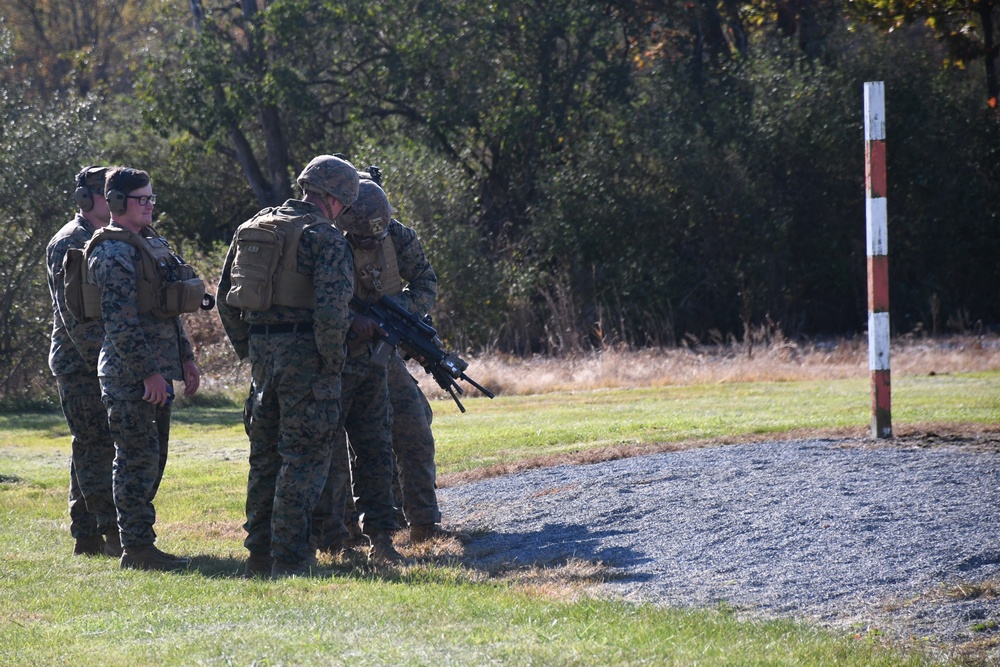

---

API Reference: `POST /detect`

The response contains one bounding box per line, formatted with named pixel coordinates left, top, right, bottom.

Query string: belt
left=248, top=322, right=314, bottom=335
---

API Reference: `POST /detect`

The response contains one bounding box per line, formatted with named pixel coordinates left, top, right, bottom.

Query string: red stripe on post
left=870, top=369, right=892, bottom=438
left=865, top=140, right=887, bottom=198
left=867, top=255, right=889, bottom=312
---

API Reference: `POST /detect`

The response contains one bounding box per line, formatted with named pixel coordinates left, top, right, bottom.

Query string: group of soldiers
left=46, top=156, right=451, bottom=578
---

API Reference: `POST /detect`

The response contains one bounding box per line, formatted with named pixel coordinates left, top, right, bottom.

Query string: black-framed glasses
left=127, top=194, right=157, bottom=206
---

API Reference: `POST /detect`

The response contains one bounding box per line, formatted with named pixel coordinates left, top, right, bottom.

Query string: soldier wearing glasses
left=88, top=166, right=201, bottom=571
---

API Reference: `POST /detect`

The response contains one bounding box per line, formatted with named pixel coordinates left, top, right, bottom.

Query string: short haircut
left=105, top=166, right=151, bottom=197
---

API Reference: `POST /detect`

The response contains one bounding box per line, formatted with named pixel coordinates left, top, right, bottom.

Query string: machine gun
left=351, top=294, right=495, bottom=412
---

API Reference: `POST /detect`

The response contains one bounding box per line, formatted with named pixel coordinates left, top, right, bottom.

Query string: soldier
left=45, top=165, right=119, bottom=557
left=313, top=178, right=438, bottom=561
left=349, top=173, right=448, bottom=542
left=217, top=155, right=358, bottom=578
left=88, top=166, right=201, bottom=571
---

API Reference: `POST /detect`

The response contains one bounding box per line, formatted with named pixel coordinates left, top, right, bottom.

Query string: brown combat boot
left=410, top=524, right=468, bottom=544
left=73, top=534, right=105, bottom=556
left=243, top=552, right=274, bottom=579
left=103, top=529, right=123, bottom=558
left=367, top=531, right=412, bottom=565
left=120, top=545, right=191, bottom=572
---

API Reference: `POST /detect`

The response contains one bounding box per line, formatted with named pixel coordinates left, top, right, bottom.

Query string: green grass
left=3, top=372, right=994, bottom=665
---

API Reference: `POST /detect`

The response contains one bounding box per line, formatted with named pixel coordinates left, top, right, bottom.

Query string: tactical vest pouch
left=226, top=225, right=283, bottom=312
left=225, top=208, right=320, bottom=312
left=81, top=228, right=206, bottom=320
left=63, top=247, right=102, bottom=321
left=164, top=278, right=207, bottom=316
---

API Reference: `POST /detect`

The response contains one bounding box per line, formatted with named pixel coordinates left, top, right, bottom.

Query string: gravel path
left=438, top=438, right=1000, bottom=660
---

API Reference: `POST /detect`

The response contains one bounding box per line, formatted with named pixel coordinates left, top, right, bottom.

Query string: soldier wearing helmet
left=45, top=165, right=119, bottom=558
left=314, top=172, right=449, bottom=558
left=217, top=155, right=359, bottom=578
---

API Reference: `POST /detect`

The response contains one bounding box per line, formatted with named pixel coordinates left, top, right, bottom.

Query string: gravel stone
left=439, top=438, right=1000, bottom=659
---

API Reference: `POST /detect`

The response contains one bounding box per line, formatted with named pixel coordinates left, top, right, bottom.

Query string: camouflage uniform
left=218, top=199, right=354, bottom=567
left=88, top=223, right=196, bottom=550
left=380, top=220, right=441, bottom=526
left=314, top=201, right=441, bottom=545
left=45, top=214, right=116, bottom=541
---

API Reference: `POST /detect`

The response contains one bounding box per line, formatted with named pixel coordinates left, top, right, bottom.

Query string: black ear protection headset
left=106, top=188, right=128, bottom=215
left=74, top=166, right=107, bottom=212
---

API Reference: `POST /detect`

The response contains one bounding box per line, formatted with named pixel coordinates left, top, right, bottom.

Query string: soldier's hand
left=183, top=360, right=201, bottom=396
left=350, top=314, right=384, bottom=341
left=142, top=373, right=170, bottom=406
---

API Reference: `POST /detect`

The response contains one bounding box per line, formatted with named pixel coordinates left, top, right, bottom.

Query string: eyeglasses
left=127, top=194, right=157, bottom=206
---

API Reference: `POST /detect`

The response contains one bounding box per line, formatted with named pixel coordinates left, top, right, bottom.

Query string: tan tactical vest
left=225, top=207, right=330, bottom=311
left=353, top=235, right=401, bottom=303
left=67, top=227, right=205, bottom=321
left=348, top=235, right=402, bottom=358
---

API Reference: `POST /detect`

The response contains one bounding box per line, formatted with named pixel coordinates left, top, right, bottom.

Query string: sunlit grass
left=2, top=351, right=994, bottom=665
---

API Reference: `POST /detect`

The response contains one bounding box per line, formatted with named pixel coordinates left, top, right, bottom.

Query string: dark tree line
left=1, top=0, right=998, bottom=398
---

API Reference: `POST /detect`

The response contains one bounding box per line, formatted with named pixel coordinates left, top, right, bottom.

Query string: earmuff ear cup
left=75, top=186, right=94, bottom=212
left=106, top=189, right=127, bottom=216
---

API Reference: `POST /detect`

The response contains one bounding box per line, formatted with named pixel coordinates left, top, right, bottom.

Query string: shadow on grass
left=455, top=522, right=652, bottom=579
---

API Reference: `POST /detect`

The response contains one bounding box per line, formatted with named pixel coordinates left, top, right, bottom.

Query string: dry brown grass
left=420, top=334, right=1000, bottom=399
left=186, top=298, right=1000, bottom=400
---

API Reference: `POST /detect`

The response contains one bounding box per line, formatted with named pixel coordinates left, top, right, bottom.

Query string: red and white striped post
left=865, top=82, right=891, bottom=438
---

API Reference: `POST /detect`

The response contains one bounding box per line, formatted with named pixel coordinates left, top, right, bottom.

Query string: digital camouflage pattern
left=46, top=214, right=116, bottom=540
left=88, top=224, right=196, bottom=387
left=89, top=225, right=196, bottom=549
left=57, top=373, right=116, bottom=538
left=387, top=355, right=440, bottom=525
left=372, top=217, right=440, bottom=526
left=333, top=179, right=392, bottom=237
left=46, top=215, right=106, bottom=373
left=296, top=155, right=360, bottom=209
left=315, top=207, right=441, bottom=538
left=313, top=355, right=397, bottom=544
left=104, top=398, right=171, bottom=547
left=218, top=198, right=355, bottom=566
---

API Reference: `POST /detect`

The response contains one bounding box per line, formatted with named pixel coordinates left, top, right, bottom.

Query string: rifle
left=351, top=294, right=495, bottom=412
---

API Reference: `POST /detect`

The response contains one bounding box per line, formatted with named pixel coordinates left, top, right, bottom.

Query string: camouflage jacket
left=217, top=199, right=355, bottom=387
left=384, top=218, right=437, bottom=316
left=351, top=218, right=437, bottom=314
left=45, top=214, right=105, bottom=375
left=87, top=223, right=196, bottom=386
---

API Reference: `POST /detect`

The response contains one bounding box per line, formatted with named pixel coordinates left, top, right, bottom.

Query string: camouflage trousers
left=57, top=372, right=116, bottom=539
left=314, top=355, right=396, bottom=547
left=244, top=332, right=341, bottom=565
left=387, top=355, right=440, bottom=526
left=102, top=385, right=171, bottom=549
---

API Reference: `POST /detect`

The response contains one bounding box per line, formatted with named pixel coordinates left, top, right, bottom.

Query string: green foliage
left=1, top=0, right=999, bottom=385
left=0, top=31, right=103, bottom=399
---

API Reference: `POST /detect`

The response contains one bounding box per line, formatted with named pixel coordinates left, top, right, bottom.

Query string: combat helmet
left=296, top=155, right=360, bottom=208
left=335, top=179, right=391, bottom=238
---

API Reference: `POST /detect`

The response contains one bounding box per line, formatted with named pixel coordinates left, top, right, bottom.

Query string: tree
left=0, top=30, right=101, bottom=399
left=0, top=0, right=166, bottom=98
left=849, top=0, right=1000, bottom=108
